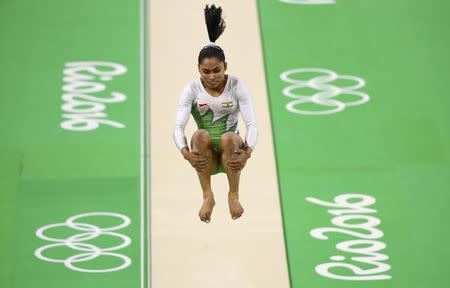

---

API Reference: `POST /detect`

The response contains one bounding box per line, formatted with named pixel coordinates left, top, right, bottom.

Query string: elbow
left=247, top=123, right=257, bottom=135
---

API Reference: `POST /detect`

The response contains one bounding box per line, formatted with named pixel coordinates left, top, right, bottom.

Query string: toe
left=199, top=212, right=206, bottom=222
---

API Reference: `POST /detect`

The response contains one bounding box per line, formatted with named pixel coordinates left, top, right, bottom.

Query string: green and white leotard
left=173, top=75, right=258, bottom=153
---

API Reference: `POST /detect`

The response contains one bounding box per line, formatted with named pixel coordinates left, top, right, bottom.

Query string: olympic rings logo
left=280, top=68, right=370, bottom=115
left=34, top=212, right=132, bottom=273
left=280, top=0, right=336, bottom=4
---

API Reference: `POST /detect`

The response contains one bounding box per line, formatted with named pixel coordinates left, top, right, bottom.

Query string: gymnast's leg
left=190, top=129, right=219, bottom=223
left=220, top=132, right=245, bottom=220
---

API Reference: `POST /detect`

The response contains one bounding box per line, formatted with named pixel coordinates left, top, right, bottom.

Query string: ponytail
left=204, top=4, right=226, bottom=43
left=198, top=5, right=226, bottom=64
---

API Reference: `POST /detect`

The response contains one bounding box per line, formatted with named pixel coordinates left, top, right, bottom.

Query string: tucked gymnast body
left=173, top=5, right=258, bottom=223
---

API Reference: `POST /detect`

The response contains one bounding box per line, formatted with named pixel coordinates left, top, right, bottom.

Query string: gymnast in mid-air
left=173, top=5, right=258, bottom=223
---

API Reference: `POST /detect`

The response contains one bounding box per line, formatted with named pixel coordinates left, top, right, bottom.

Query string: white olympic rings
left=280, top=68, right=370, bottom=115
left=34, top=212, right=132, bottom=273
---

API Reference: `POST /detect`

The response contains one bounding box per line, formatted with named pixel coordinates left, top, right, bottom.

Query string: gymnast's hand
left=227, top=147, right=252, bottom=173
left=182, top=147, right=209, bottom=172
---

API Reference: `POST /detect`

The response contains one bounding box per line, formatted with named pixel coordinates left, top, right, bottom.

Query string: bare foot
left=199, top=197, right=215, bottom=223
left=228, top=195, right=244, bottom=220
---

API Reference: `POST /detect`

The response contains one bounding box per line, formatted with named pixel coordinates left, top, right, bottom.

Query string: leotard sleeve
left=236, top=79, right=258, bottom=150
left=173, top=83, right=196, bottom=151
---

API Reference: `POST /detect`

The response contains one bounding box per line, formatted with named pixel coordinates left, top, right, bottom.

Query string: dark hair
left=198, top=5, right=226, bottom=64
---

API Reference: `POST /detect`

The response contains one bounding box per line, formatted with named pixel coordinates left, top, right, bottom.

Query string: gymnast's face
left=198, top=57, right=227, bottom=90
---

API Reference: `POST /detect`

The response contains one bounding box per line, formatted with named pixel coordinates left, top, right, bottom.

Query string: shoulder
left=184, top=78, right=202, bottom=92
left=181, top=78, right=202, bottom=98
left=228, top=75, right=251, bottom=98
left=228, top=75, right=246, bottom=88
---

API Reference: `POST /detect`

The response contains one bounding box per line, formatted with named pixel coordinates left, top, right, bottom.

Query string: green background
left=0, top=1, right=146, bottom=287
left=258, top=0, right=450, bottom=287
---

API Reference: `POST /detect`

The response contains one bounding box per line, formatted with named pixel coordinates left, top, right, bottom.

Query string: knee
left=192, top=129, right=212, bottom=146
left=220, top=132, right=239, bottom=150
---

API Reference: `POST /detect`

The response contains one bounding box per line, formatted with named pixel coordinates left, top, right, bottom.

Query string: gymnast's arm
left=236, top=79, right=258, bottom=158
